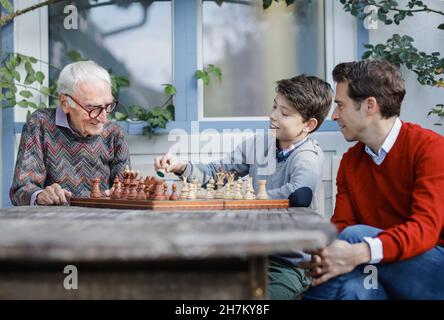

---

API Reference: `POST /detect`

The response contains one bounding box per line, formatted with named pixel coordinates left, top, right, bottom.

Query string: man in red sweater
left=302, top=60, right=444, bottom=299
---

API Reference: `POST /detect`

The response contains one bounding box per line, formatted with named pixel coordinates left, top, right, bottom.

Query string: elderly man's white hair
left=57, top=60, right=111, bottom=97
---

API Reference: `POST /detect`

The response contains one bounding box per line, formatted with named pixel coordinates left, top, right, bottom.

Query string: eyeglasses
left=64, top=94, right=118, bottom=119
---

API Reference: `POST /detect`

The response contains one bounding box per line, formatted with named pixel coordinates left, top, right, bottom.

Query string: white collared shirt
left=362, top=117, right=402, bottom=264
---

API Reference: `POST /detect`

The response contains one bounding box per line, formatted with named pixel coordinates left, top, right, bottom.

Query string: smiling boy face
left=269, top=92, right=309, bottom=148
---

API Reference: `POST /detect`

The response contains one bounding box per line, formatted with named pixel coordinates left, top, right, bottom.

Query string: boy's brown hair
left=276, top=75, right=333, bottom=132
left=332, top=60, right=406, bottom=118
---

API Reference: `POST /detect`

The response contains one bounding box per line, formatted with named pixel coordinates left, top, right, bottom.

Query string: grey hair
left=57, top=60, right=111, bottom=101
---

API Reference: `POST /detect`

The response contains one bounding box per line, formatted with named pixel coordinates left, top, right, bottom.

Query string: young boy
left=154, top=75, right=333, bottom=299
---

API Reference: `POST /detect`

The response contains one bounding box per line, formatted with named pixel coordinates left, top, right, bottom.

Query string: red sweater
left=331, top=122, right=444, bottom=263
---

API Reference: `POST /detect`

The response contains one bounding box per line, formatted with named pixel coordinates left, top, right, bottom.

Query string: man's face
left=269, top=92, right=307, bottom=144
left=61, top=80, right=113, bottom=137
left=332, top=81, right=368, bottom=142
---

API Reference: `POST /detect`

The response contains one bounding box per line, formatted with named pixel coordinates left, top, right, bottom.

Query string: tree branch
left=0, top=0, right=67, bottom=27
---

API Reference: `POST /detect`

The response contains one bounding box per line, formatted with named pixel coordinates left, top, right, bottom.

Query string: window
left=202, top=0, right=325, bottom=118
left=48, top=0, right=172, bottom=113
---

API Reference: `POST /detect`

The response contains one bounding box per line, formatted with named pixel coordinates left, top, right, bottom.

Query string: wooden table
left=0, top=206, right=336, bottom=299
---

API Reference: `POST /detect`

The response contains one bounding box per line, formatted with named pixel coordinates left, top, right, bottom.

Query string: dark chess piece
left=169, top=184, right=178, bottom=201
left=148, top=178, right=156, bottom=199
left=136, top=178, right=146, bottom=200
left=162, top=182, right=169, bottom=200
left=127, top=175, right=138, bottom=200
left=111, top=182, right=121, bottom=199
left=144, top=177, right=152, bottom=194
left=110, top=176, right=120, bottom=194
left=152, top=179, right=165, bottom=201
left=90, top=177, right=102, bottom=198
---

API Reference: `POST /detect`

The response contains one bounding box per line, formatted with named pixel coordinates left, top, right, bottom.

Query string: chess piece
left=169, top=184, right=178, bottom=201
left=90, top=177, right=102, bottom=198
left=110, top=176, right=119, bottom=194
left=224, top=181, right=233, bottom=199
left=215, top=169, right=226, bottom=199
left=243, top=176, right=254, bottom=200
left=136, top=178, right=146, bottom=200
left=127, top=173, right=138, bottom=200
left=152, top=179, right=165, bottom=200
left=179, top=179, right=189, bottom=200
left=122, top=172, right=131, bottom=199
left=234, top=179, right=243, bottom=200
left=206, top=177, right=215, bottom=199
left=187, top=178, right=197, bottom=200
left=111, top=182, right=122, bottom=199
left=162, top=182, right=169, bottom=200
left=256, top=179, right=269, bottom=200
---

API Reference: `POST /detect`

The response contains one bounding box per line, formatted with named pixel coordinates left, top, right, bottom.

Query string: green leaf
left=17, top=100, right=28, bottom=108
left=66, top=50, right=83, bottom=62
left=35, top=71, right=45, bottom=84
left=195, top=70, right=204, bottom=79
left=29, top=57, right=37, bottom=63
left=203, top=73, right=210, bottom=86
left=38, top=102, right=47, bottom=109
left=19, top=90, right=33, bottom=98
left=438, top=24, right=444, bottom=30
left=5, top=90, right=14, bottom=99
left=27, top=101, right=37, bottom=109
left=24, top=73, right=35, bottom=85
left=114, top=111, right=128, bottom=121
left=0, top=0, right=13, bottom=14
left=40, top=86, right=50, bottom=96
left=24, top=61, right=33, bottom=75
left=12, top=70, right=21, bottom=81
left=163, top=84, right=176, bottom=96
left=213, top=67, right=222, bottom=81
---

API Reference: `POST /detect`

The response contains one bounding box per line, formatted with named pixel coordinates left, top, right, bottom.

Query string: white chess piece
left=206, top=177, right=215, bottom=199
left=256, top=179, right=269, bottom=200
left=234, top=179, right=243, bottom=200
left=179, top=178, right=189, bottom=200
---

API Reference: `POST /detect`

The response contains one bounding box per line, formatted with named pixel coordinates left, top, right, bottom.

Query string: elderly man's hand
left=154, top=153, right=187, bottom=175
left=36, top=183, right=72, bottom=206
left=299, top=240, right=371, bottom=286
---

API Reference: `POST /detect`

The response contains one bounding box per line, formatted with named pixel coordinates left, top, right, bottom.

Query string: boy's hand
left=154, top=153, right=187, bottom=175
left=36, top=183, right=72, bottom=206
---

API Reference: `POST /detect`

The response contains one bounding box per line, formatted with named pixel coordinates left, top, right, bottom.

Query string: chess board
left=69, top=197, right=289, bottom=211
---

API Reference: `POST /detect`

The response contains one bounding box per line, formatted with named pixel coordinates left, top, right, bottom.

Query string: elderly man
left=10, top=60, right=130, bottom=206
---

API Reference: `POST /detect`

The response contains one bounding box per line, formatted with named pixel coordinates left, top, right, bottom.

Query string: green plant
left=113, top=84, right=175, bottom=138
left=0, top=50, right=57, bottom=121
left=339, top=0, right=444, bottom=125
left=195, top=64, right=222, bottom=86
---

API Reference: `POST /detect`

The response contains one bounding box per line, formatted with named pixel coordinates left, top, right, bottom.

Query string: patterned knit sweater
left=10, top=108, right=130, bottom=205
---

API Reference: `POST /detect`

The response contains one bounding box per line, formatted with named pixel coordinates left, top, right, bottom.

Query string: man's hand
left=299, top=240, right=371, bottom=286
left=154, top=153, right=187, bottom=175
left=36, top=183, right=72, bottom=206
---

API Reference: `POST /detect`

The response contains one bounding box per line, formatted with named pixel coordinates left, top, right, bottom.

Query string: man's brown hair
left=332, top=60, right=406, bottom=118
left=276, top=75, right=333, bottom=132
